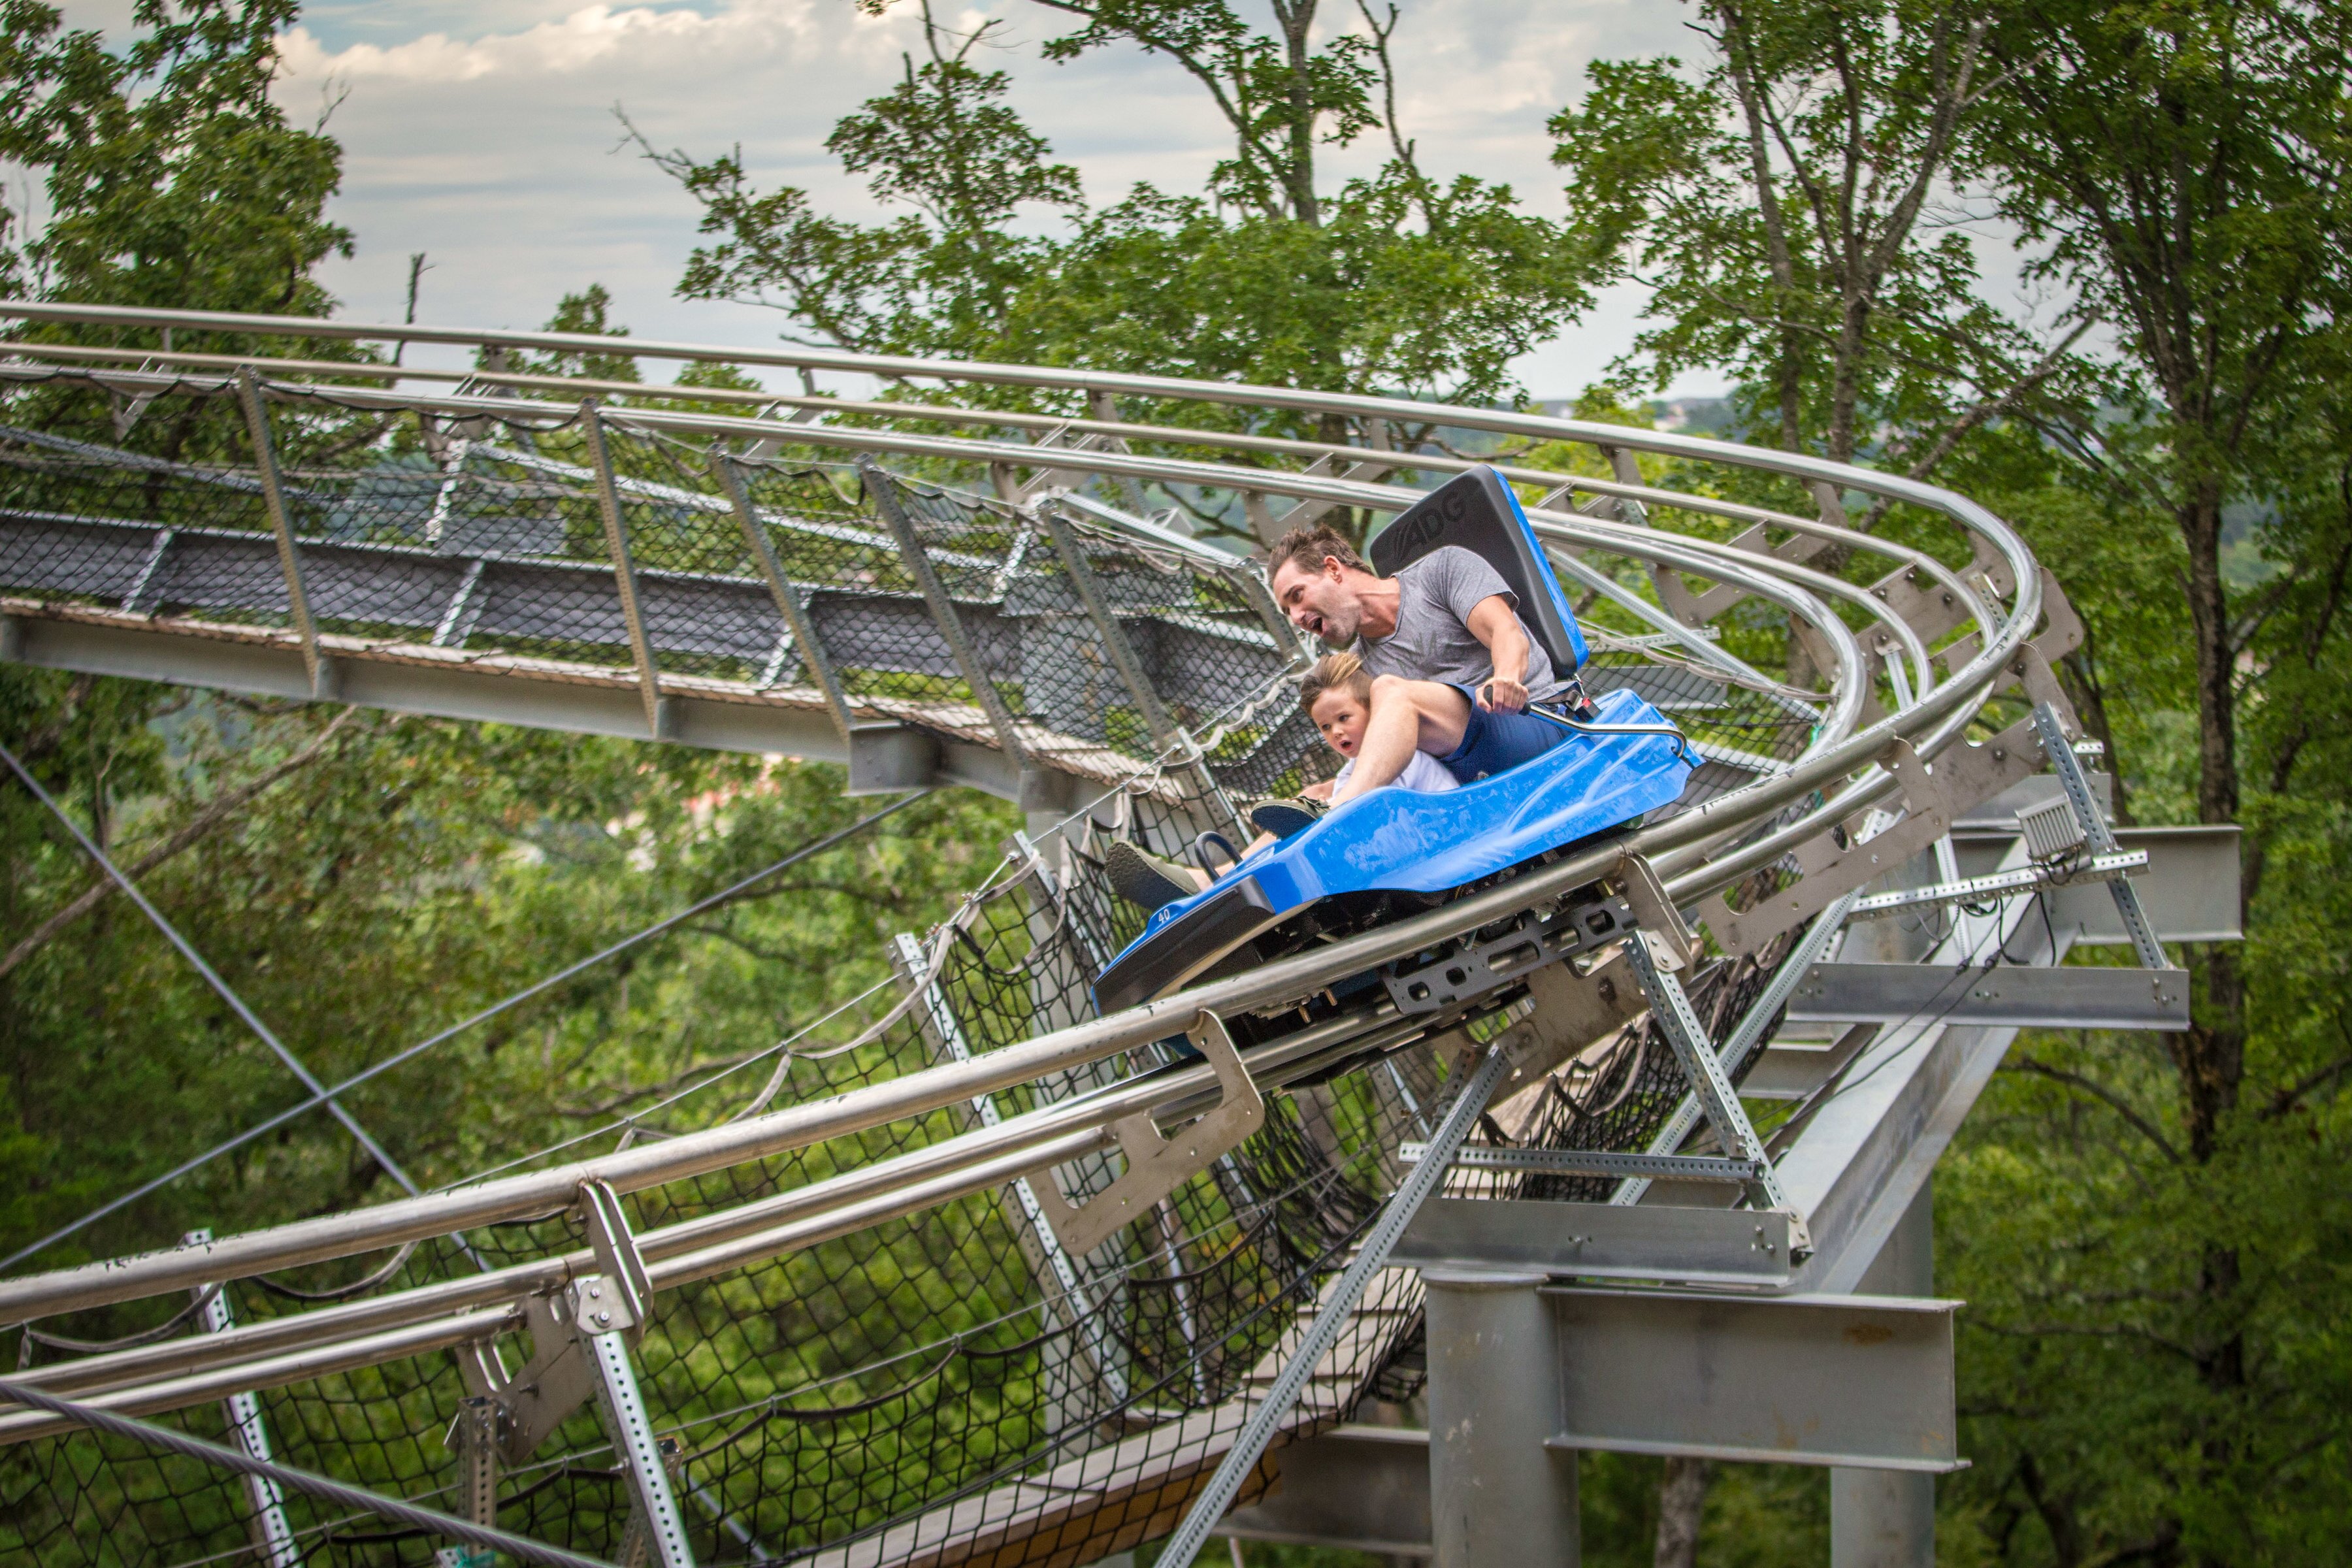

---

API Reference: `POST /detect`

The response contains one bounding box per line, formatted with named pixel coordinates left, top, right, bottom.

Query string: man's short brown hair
left=1266, top=523, right=1365, bottom=581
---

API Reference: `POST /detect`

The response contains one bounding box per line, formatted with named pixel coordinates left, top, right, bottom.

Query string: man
left=1265, top=521, right=1582, bottom=802
left=1101, top=519, right=1584, bottom=913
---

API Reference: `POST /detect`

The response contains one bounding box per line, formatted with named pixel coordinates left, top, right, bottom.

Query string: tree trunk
left=1654, top=1455, right=1713, bottom=1568
left=2172, top=476, right=2245, bottom=1162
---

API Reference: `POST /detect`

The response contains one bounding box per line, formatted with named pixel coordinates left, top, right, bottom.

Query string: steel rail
left=0, top=355, right=2002, bottom=698
left=0, top=313, right=2046, bottom=1337
left=0, top=336, right=1992, bottom=618
left=0, top=359, right=1914, bottom=722
left=0, top=302, right=2037, bottom=597
left=0, top=581, right=2024, bottom=1325
left=0, top=301, right=2050, bottom=538
left=207, top=368, right=1939, bottom=698
left=0, top=1008, right=1440, bottom=1429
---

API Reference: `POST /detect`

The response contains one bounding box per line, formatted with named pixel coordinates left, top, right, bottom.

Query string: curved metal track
left=0, top=301, right=2151, bottom=1567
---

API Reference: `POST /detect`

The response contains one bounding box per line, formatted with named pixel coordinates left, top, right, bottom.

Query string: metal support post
left=2032, top=703, right=2170, bottom=970
left=449, top=1395, right=500, bottom=1528
left=1831, top=1181, right=1935, bottom=1568
left=579, top=1293, right=694, bottom=1568
left=235, top=369, right=327, bottom=696
left=859, top=457, right=1046, bottom=796
left=1037, top=504, right=1242, bottom=839
left=1156, top=1045, right=1515, bottom=1568
left=184, top=1232, right=301, bottom=1568
left=566, top=1182, right=694, bottom=1563
left=1616, top=887, right=1865, bottom=1206
left=711, top=449, right=857, bottom=740
left=580, top=402, right=666, bottom=739
left=1037, top=504, right=1180, bottom=749
left=1084, top=390, right=1152, bottom=515
left=1620, top=932, right=1807, bottom=1250
left=1426, top=1270, right=1577, bottom=1568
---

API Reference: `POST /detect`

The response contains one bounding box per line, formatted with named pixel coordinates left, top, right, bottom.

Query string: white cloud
left=248, top=0, right=1723, bottom=395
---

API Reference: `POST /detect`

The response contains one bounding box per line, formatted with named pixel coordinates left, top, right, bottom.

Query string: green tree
left=635, top=0, right=1594, bottom=540
left=1547, top=0, right=2089, bottom=500
left=1933, top=3, right=2352, bottom=1558
left=0, top=0, right=350, bottom=320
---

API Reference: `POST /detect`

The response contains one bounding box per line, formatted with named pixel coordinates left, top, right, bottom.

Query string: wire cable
left=1, top=788, right=934, bottom=1274
left=0, top=1373, right=617, bottom=1568
left=0, top=738, right=434, bottom=1204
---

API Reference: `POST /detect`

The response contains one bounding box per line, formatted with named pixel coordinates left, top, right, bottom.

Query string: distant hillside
left=1527, top=397, right=1739, bottom=436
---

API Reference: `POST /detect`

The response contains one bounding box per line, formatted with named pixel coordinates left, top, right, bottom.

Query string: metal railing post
left=580, top=402, right=666, bottom=739
left=568, top=1186, right=693, bottom=1567
left=235, top=369, right=327, bottom=696
left=183, top=1230, right=302, bottom=1568
left=858, top=457, right=1037, bottom=780
left=1037, top=504, right=1243, bottom=836
left=711, top=448, right=857, bottom=738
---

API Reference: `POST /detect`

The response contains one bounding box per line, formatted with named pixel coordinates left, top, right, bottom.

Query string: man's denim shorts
left=1433, top=683, right=1573, bottom=783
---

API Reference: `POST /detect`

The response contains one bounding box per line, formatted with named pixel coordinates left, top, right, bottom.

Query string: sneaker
left=1103, top=840, right=1200, bottom=912
left=1249, top=797, right=1326, bottom=839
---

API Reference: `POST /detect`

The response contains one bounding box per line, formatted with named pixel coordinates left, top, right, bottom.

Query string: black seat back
left=1367, top=465, right=1588, bottom=672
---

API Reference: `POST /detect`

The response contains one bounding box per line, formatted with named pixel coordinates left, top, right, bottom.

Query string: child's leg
left=1331, top=676, right=1472, bottom=803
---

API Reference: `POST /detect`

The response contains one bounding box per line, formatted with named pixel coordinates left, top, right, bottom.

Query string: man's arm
left=1465, top=595, right=1533, bottom=711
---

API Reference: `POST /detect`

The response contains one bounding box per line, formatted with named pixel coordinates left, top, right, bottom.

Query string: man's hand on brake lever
left=1478, top=677, right=1530, bottom=713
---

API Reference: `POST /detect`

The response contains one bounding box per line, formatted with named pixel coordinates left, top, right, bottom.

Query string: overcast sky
left=63, top=0, right=1729, bottom=396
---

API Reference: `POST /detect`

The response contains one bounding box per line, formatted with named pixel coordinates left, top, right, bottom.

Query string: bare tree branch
left=0, top=708, right=357, bottom=979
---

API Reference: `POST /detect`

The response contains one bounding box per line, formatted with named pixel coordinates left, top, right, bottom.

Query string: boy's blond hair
left=1299, top=651, right=1373, bottom=716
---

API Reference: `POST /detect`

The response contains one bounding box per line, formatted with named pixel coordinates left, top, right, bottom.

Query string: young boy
left=1105, top=652, right=1457, bottom=911
left=1295, top=649, right=1460, bottom=804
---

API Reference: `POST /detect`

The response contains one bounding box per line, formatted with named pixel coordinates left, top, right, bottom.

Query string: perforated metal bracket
left=577, top=1278, right=696, bottom=1568
left=492, top=1288, right=597, bottom=1467
left=444, top=1396, right=500, bottom=1528
left=1616, top=851, right=1696, bottom=971
left=1620, top=931, right=1812, bottom=1258
left=1030, top=1012, right=1264, bottom=1256
left=578, top=1179, right=653, bottom=1348
left=1705, top=715, right=2050, bottom=957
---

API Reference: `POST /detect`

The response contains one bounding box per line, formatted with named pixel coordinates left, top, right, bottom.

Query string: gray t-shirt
left=1352, top=546, right=1564, bottom=700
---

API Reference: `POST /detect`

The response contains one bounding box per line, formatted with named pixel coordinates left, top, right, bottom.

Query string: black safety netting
left=0, top=368, right=1840, bottom=1568
left=0, top=374, right=1324, bottom=813
left=3, top=813, right=1457, bottom=1567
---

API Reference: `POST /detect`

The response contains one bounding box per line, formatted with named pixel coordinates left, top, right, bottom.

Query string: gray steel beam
left=1545, top=1284, right=1960, bottom=1471
left=2048, top=826, right=2242, bottom=945
left=1219, top=1425, right=1432, bottom=1558
left=1774, top=888, right=2061, bottom=1296
left=1832, top=1182, right=1936, bottom=1568
left=1394, top=1198, right=1797, bottom=1287
left=1786, top=960, right=2190, bottom=1031
left=1426, top=1271, right=1578, bottom=1568
left=0, top=609, right=1022, bottom=800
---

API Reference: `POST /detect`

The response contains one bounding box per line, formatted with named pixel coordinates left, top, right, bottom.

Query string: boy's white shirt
left=1332, top=750, right=1460, bottom=794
